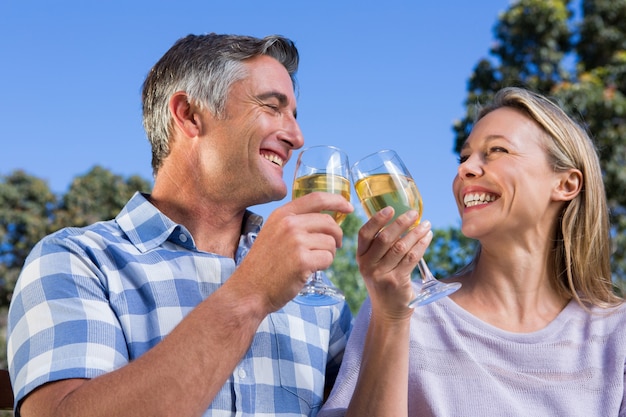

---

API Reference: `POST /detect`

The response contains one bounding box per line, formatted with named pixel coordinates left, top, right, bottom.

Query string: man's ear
left=553, top=168, right=582, bottom=202
left=169, top=92, right=201, bottom=138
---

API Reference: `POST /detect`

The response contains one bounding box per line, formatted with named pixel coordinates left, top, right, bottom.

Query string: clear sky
left=0, top=0, right=510, bottom=228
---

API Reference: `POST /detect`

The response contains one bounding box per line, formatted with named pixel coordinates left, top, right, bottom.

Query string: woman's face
left=452, top=107, right=565, bottom=242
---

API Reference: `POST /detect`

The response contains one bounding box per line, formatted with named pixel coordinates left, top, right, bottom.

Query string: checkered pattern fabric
left=8, top=192, right=352, bottom=416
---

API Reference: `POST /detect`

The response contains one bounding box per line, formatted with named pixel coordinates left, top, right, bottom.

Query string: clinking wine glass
left=351, top=149, right=461, bottom=307
left=291, top=145, right=351, bottom=306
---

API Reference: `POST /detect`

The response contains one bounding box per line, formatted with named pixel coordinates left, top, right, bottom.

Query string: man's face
left=199, top=55, right=304, bottom=207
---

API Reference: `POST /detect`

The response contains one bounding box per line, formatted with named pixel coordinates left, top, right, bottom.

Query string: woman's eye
left=458, top=146, right=508, bottom=164
left=489, top=146, right=508, bottom=154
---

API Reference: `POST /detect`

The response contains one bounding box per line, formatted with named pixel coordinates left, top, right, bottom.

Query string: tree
left=452, top=0, right=626, bottom=284
left=569, top=0, right=626, bottom=281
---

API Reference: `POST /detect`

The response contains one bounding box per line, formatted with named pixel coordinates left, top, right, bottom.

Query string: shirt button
left=238, top=368, right=247, bottom=379
left=179, top=233, right=188, bottom=242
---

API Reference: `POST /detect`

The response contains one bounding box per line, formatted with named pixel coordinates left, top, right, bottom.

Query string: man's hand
left=234, top=192, right=353, bottom=312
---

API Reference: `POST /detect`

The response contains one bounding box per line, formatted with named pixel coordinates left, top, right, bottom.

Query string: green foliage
left=329, top=213, right=366, bottom=315
left=577, top=0, right=626, bottom=69
left=424, top=226, right=478, bottom=279
left=492, top=0, right=572, bottom=91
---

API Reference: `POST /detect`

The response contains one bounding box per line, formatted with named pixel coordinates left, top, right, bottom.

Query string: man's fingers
left=289, top=192, right=353, bottom=216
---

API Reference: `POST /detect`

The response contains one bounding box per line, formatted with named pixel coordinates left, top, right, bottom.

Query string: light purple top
left=320, top=289, right=626, bottom=417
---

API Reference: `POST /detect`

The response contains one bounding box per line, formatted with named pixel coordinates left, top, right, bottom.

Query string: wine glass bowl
left=351, top=149, right=461, bottom=307
left=353, top=168, right=423, bottom=231
left=292, top=173, right=351, bottom=225
left=291, top=145, right=351, bottom=306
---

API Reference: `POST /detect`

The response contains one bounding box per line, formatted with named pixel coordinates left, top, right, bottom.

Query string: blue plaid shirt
left=8, top=192, right=352, bottom=416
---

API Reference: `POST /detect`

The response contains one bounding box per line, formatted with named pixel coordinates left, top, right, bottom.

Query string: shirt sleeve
left=7, top=230, right=130, bottom=407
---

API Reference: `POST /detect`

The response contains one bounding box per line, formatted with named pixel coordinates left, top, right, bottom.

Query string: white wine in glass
left=292, top=174, right=351, bottom=225
left=351, top=149, right=461, bottom=307
left=354, top=172, right=422, bottom=228
left=292, top=145, right=351, bottom=306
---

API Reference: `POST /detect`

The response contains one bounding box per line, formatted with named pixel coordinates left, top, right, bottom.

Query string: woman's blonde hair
left=473, top=87, right=621, bottom=308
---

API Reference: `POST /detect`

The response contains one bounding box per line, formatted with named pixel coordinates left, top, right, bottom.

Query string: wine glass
left=351, top=149, right=461, bottom=307
left=291, top=145, right=351, bottom=306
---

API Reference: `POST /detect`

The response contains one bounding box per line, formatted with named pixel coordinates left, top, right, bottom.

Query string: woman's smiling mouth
left=464, top=192, right=498, bottom=207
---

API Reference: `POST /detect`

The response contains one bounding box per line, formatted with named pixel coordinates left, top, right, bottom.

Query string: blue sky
left=0, top=0, right=510, bottom=229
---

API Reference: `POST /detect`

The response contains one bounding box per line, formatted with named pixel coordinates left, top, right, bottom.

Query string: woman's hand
left=356, top=207, right=433, bottom=319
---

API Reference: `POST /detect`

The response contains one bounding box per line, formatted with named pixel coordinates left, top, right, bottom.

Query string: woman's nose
left=457, top=153, right=483, bottom=179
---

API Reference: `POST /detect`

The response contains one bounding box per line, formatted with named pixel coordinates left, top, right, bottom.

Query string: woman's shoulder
left=571, top=298, right=626, bottom=330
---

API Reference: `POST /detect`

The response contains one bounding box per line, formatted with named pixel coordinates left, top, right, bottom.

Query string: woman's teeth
left=464, top=192, right=497, bottom=207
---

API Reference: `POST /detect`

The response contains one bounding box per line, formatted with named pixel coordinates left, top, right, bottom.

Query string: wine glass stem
left=417, top=258, right=436, bottom=284
left=312, top=270, right=324, bottom=283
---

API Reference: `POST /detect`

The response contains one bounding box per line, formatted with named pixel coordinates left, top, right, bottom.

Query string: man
left=8, top=33, right=353, bottom=417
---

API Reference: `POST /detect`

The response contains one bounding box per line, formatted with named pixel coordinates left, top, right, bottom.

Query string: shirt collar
left=115, top=192, right=264, bottom=255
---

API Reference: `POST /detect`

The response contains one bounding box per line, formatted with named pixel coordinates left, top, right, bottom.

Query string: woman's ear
left=169, top=92, right=201, bottom=138
left=553, top=168, right=582, bottom=202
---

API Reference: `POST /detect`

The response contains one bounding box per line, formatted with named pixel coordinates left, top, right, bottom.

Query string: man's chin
left=254, top=185, right=288, bottom=205
left=269, top=189, right=288, bottom=203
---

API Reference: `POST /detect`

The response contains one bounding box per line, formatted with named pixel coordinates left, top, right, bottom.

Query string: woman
left=319, top=87, right=626, bottom=416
